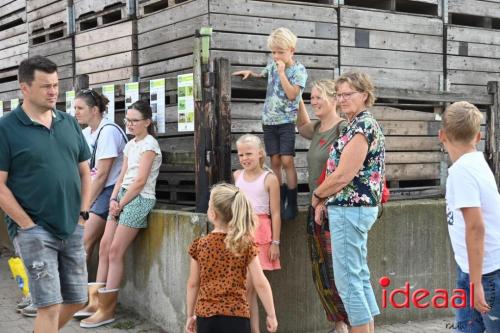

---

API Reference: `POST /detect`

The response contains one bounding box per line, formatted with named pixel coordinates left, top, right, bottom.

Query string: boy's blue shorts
left=262, top=123, right=296, bottom=156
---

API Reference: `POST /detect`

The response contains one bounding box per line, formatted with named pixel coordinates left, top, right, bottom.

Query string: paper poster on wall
left=11, top=98, right=19, bottom=110
left=150, top=79, right=165, bottom=134
left=0, top=101, right=3, bottom=117
left=102, top=85, right=115, bottom=123
left=65, top=91, right=75, bottom=116
left=177, top=74, right=194, bottom=132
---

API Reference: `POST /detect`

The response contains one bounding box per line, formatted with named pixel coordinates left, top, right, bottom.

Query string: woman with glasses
left=296, top=80, right=349, bottom=333
left=311, top=72, right=385, bottom=333
left=73, top=89, right=127, bottom=318
left=80, top=100, right=162, bottom=328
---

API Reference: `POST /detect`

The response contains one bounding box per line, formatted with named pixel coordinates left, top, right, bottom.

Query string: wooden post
left=487, top=81, right=500, bottom=188
left=213, top=57, right=232, bottom=184
left=194, top=27, right=213, bottom=213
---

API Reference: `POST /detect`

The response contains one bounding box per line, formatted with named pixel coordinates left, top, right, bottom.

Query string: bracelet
left=313, top=191, right=324, bottom=200
left=271, top=240, right=280, bottom=245
left=110, top=197, right=118, bottom=202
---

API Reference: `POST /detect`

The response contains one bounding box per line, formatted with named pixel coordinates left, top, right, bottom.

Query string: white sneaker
left=16, top=295, right=32, bottom=312
left=20, top=304, right=37, bottom=317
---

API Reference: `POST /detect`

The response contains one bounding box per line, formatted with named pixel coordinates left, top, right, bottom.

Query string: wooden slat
left=29, top=37, right=73, bottom=57
left=447, top=41, right=500, bottom=58
left=341, top=47, right=443, bottom=71
left=138, top=14, right=208, bottom=49
left=87, top=67, right=134, bottom=85
left=26, top=0, right=58, bottom=12
left=0, top=32, right=27, bottom=52
left=341, top=28, right=442, bottom=53
left=0, top=0, right=25, bottom=16
left=211, top=50, right=337, bottom=69
left=138, top=37, right=193, bottom=65
left=386, top=163, right=440, bottom=180
left=210, top=0, right=337, bottom=22
left=75, top=20, right=133, bottom=47
left=210, top=13, right=337, bottom=39
left=448, top=70, right=500, bottom=86
left=340, top=7, right=443, bottom=35
left=0, top=53, right=26, bottom=70
left=0, top=10, right=26, bottom=28
left=212, top=32, right=338, bottom=56
left=138, top=54, right=193, bottom=78
left=76, top=35, right=133, bottom=61
left=447, top=55, right=500, bottom=73
left=26, top=0, right=65, bottom=21
left=76, top=51, right=133, bottom=75
left=137, top=0, right=208, bottom=34
left=385, top=136, right=441, bottom=151
left=340, top=66, right=442, bottom=91
left=448, top=0, right=500, bottom=19
left=449, top=84, right=489, bottom=96
left=0, top=22, right=26, bottom=42
left=447, top=25, right=500, bottom=45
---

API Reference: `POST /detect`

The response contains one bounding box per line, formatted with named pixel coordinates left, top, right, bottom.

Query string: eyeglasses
left=123, top=118, right=144, bottom=126
left=336, top=91, right=360, bottom=101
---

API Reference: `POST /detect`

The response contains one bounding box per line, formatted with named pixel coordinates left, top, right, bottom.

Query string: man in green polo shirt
left=0, top=56, right=91, bottom=333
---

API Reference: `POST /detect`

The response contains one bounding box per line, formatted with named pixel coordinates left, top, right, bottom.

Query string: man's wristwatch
left=80, top=211, right=90, bottom=221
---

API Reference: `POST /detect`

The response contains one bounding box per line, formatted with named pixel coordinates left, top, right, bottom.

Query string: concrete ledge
left=1, top=199, right=455, bottom=332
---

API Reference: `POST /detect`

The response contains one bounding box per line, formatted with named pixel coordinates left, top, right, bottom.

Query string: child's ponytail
left=210, top=183, right=256, bottom=256
left=225, top=190, right=256, bottom=256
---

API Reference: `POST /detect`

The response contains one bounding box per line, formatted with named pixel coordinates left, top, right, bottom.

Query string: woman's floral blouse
left=326, top=110, right=385, bottom=207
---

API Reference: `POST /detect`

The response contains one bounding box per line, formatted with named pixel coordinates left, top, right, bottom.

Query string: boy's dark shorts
left=262, top=123, right=296, bottom=156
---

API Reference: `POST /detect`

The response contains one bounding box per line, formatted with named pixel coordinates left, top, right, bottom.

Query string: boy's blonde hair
left=311, top=79, right=337, bottom=102
left=236, top=134, right=266, bottom=168
left=335, top=71, right=376, bottom=107
left=442, top=101, right=482, bottom=144
left=210, top=183, right=256, bottom=256
left=267, top=27, right=297, bottom=50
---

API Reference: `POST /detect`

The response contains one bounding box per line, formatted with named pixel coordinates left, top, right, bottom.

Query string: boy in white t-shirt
left=439, top=101, right=500, bottom=332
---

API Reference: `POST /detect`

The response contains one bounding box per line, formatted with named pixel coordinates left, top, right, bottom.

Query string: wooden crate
left=0, top=0, right=28, bottom=72
left=339, top=6, right=444, bottom=92
left=75, top=20, right=137, bottom=87
left=26, top=0, right=67, bottom=45
left=0, top=0, right=27, bottom=101
left=446, top=0, right=500, bottom=95
left=338, top=0, right=441, bottom=16
left=28, top=37, right=74, bottom=102
left=137, top=0, right=190, bottom=17
left=74, top=0, right=130, bottom=32
left=137, top=0, right=208, bottom=80
left=210, top=0, right=338, bottom=96
left=230, top=100, right=447, bottom=203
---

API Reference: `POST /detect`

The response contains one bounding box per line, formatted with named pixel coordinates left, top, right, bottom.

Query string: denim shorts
left=16, top=224, right=88, bottom=308
left=90, top=185, right=114, bottom=220
left=262, top=123, right=296, bottom=156
left=454, top=265, right=500, bottom=332
left=109, top=188, right=155, bottom=229
left=327, top=205, right=380, bottom=326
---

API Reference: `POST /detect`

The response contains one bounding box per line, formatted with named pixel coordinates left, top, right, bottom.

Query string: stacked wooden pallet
left=27, top=0, right=72, bottom=102
left=0, top=0, right=27, bottom=105
left=74, top=0, right=136, bottom=87
left=137, top=0, right=208, bottom=81
left=338, top=5, right=444, bottom=92
left=446, top=0, right=500, bottom=95
left=213, top=0, right=337, bottom=96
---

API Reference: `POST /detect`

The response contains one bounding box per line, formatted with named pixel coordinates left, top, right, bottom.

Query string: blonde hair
left=442, top=101, right=482, bottom=144
left=335, top=71, right=376, bottom=107
left=311, top=79, right=337, bottom=102
left=236, top=134, right=266, bottom=169
left=210, top=183, right=256, bottom=256
left=267, top=27, right=297, bottom=50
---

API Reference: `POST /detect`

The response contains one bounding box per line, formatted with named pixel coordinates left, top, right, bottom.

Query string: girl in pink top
left=234, top=134, right=281, bottom=333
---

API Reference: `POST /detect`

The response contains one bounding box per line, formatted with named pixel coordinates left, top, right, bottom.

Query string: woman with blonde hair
left=297, top=79, right=349, bottom=333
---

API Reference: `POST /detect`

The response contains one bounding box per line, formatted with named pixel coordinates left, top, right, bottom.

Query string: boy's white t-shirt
left=122, top=134, right=162, bottom=199
left=446, top=151, right=500, bottom=274
left=83, top=119, right=127, bottom=187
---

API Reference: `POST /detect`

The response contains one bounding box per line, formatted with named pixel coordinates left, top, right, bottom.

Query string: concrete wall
left=118, top=199, right=454, bottom=333
left=1, top=199, right=455, bottom=332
